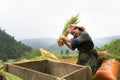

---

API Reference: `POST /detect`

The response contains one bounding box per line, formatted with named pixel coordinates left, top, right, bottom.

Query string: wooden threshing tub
left=3, top=60, right=92, bottom=80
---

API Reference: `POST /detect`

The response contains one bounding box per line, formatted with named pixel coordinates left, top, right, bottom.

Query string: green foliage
left=62, top=13, right=80, bottom=36
left=23, top=49, right=40, bottom=59
left=98, top=38, right=120, bottom=61
left=57, top=13, right=80, bottom=46
left=105, top=53, right=120, bottom=61
left=0, top=69, right=22, bottom=80
left=103, top=39, right=120, bottom=55
left=65, top=49, right=69, bottom=55
left=60, top=50, right=63, bottom=55
left=0, top=28, right=32, bottom=61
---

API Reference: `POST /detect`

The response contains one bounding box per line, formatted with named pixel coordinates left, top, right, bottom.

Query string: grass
left=0, top=69, right=22, bottom=80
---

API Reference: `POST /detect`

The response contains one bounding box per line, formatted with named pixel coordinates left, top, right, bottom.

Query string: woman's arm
left=60, top=35, right=73, bottom=50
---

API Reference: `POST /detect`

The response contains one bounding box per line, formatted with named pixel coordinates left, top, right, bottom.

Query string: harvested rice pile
left=57, top=14, right=80, bottom=46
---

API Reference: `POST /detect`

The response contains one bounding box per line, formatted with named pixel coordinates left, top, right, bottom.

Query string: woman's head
left=67, top=24, right=85, bottom=37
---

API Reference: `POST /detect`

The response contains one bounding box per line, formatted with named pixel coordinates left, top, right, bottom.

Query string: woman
left=60, top=24, right=99, bottom=74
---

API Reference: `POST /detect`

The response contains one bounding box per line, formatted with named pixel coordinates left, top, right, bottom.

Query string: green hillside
left=0, top=28, right=32, bottom=61
left=99, top=38, right=120, bottom=61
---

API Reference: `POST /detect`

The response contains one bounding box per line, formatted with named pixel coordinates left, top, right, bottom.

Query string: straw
left=57, top=13, right=80, bottom=46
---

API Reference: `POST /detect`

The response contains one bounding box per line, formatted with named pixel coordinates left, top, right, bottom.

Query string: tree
left=0, top=28, right=32, bottom=61
left=60, top=49, right=63, bottom=55
left=65, top=49, right=69, bottom=55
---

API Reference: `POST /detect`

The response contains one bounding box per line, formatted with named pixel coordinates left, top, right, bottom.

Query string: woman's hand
left=60, top=35, right=72, bottom=43
left=60, top=35, right=66, bottom=40
left=59, top=35, right=73, bottom=50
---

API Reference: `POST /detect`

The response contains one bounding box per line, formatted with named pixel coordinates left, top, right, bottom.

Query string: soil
left=59, top=58, right=77, bottom=64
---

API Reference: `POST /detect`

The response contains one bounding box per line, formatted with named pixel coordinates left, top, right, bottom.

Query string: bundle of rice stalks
left=57, top=13, right=80, bottom=46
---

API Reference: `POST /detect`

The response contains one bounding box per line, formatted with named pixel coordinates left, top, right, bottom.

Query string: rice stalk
left=57, top=13, right=80, bottom=46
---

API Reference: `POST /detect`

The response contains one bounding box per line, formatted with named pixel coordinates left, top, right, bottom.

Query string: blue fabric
left=71, top=38, right=78, bottom=50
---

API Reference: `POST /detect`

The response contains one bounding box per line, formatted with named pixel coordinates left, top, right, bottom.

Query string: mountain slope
left=21, top=38, right=76, bottom=53
left=93, top=35, right=120, bottom=47
left=21, top=35, right=120, bottom=52
left=0, top=29, right=32, bottom=61
left=21, top=38, right=56, bottom=49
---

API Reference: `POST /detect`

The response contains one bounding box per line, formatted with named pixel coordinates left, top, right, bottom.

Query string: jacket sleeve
left=71, top=38, right=78, bottom=50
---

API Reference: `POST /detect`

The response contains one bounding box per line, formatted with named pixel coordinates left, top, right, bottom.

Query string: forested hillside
left=103, top=39, right=120, bottom=55
left=94, top=38, right=120, bottom=61
left=0, top=28, right=32, bottom=61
